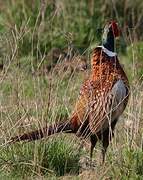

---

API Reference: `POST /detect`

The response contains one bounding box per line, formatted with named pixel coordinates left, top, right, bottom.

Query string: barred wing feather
left=89, top=80, right=128, bottom=134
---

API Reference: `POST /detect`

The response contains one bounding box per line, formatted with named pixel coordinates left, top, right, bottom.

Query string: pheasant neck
left=102, top=32, right=115, bottom=52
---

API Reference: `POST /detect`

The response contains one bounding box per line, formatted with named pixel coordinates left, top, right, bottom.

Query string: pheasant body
left=70, top=47, right=129, bottom=136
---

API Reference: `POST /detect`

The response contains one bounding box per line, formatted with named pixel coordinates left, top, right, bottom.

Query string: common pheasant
left=10, top=21, right=130, bottom=163
left=46, top=46, right=87, bottom=73
left=53, top=55, right=87, bottom=75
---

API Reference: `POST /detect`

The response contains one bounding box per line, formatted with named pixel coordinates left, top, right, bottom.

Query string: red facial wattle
left=111, top=21, right=120, bottom=37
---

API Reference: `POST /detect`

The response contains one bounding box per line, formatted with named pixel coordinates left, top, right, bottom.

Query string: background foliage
left=0, top=0, right=143, bottom=179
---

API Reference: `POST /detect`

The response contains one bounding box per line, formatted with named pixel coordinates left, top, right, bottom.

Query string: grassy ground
left=0, top=54, right=143, bottom=179
left=0, top=0, right=143, bottom=179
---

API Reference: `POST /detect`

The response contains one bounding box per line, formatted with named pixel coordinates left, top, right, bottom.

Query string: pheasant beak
left=79, top=64, right=88, bottom=71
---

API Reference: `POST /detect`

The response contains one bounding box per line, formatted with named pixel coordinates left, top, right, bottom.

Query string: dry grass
left=0, top=0, right=143, bottom=179
left=0, top=44, right=143, bottom=179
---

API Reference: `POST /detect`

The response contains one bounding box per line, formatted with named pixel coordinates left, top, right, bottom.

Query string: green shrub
left=127, top=42, right=143, bottom=78
left=0, top=136, right=81, bottom=177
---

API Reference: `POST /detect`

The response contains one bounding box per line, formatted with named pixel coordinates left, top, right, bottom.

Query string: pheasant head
left=102, top=21, right=120, bottom=52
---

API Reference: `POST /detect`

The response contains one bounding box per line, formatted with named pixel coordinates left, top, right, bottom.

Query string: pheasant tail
left=10, top=121, right=74, bottom=142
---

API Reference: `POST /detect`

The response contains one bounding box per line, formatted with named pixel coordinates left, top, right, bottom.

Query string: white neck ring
left=97, top=46, right=117, bottom=57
